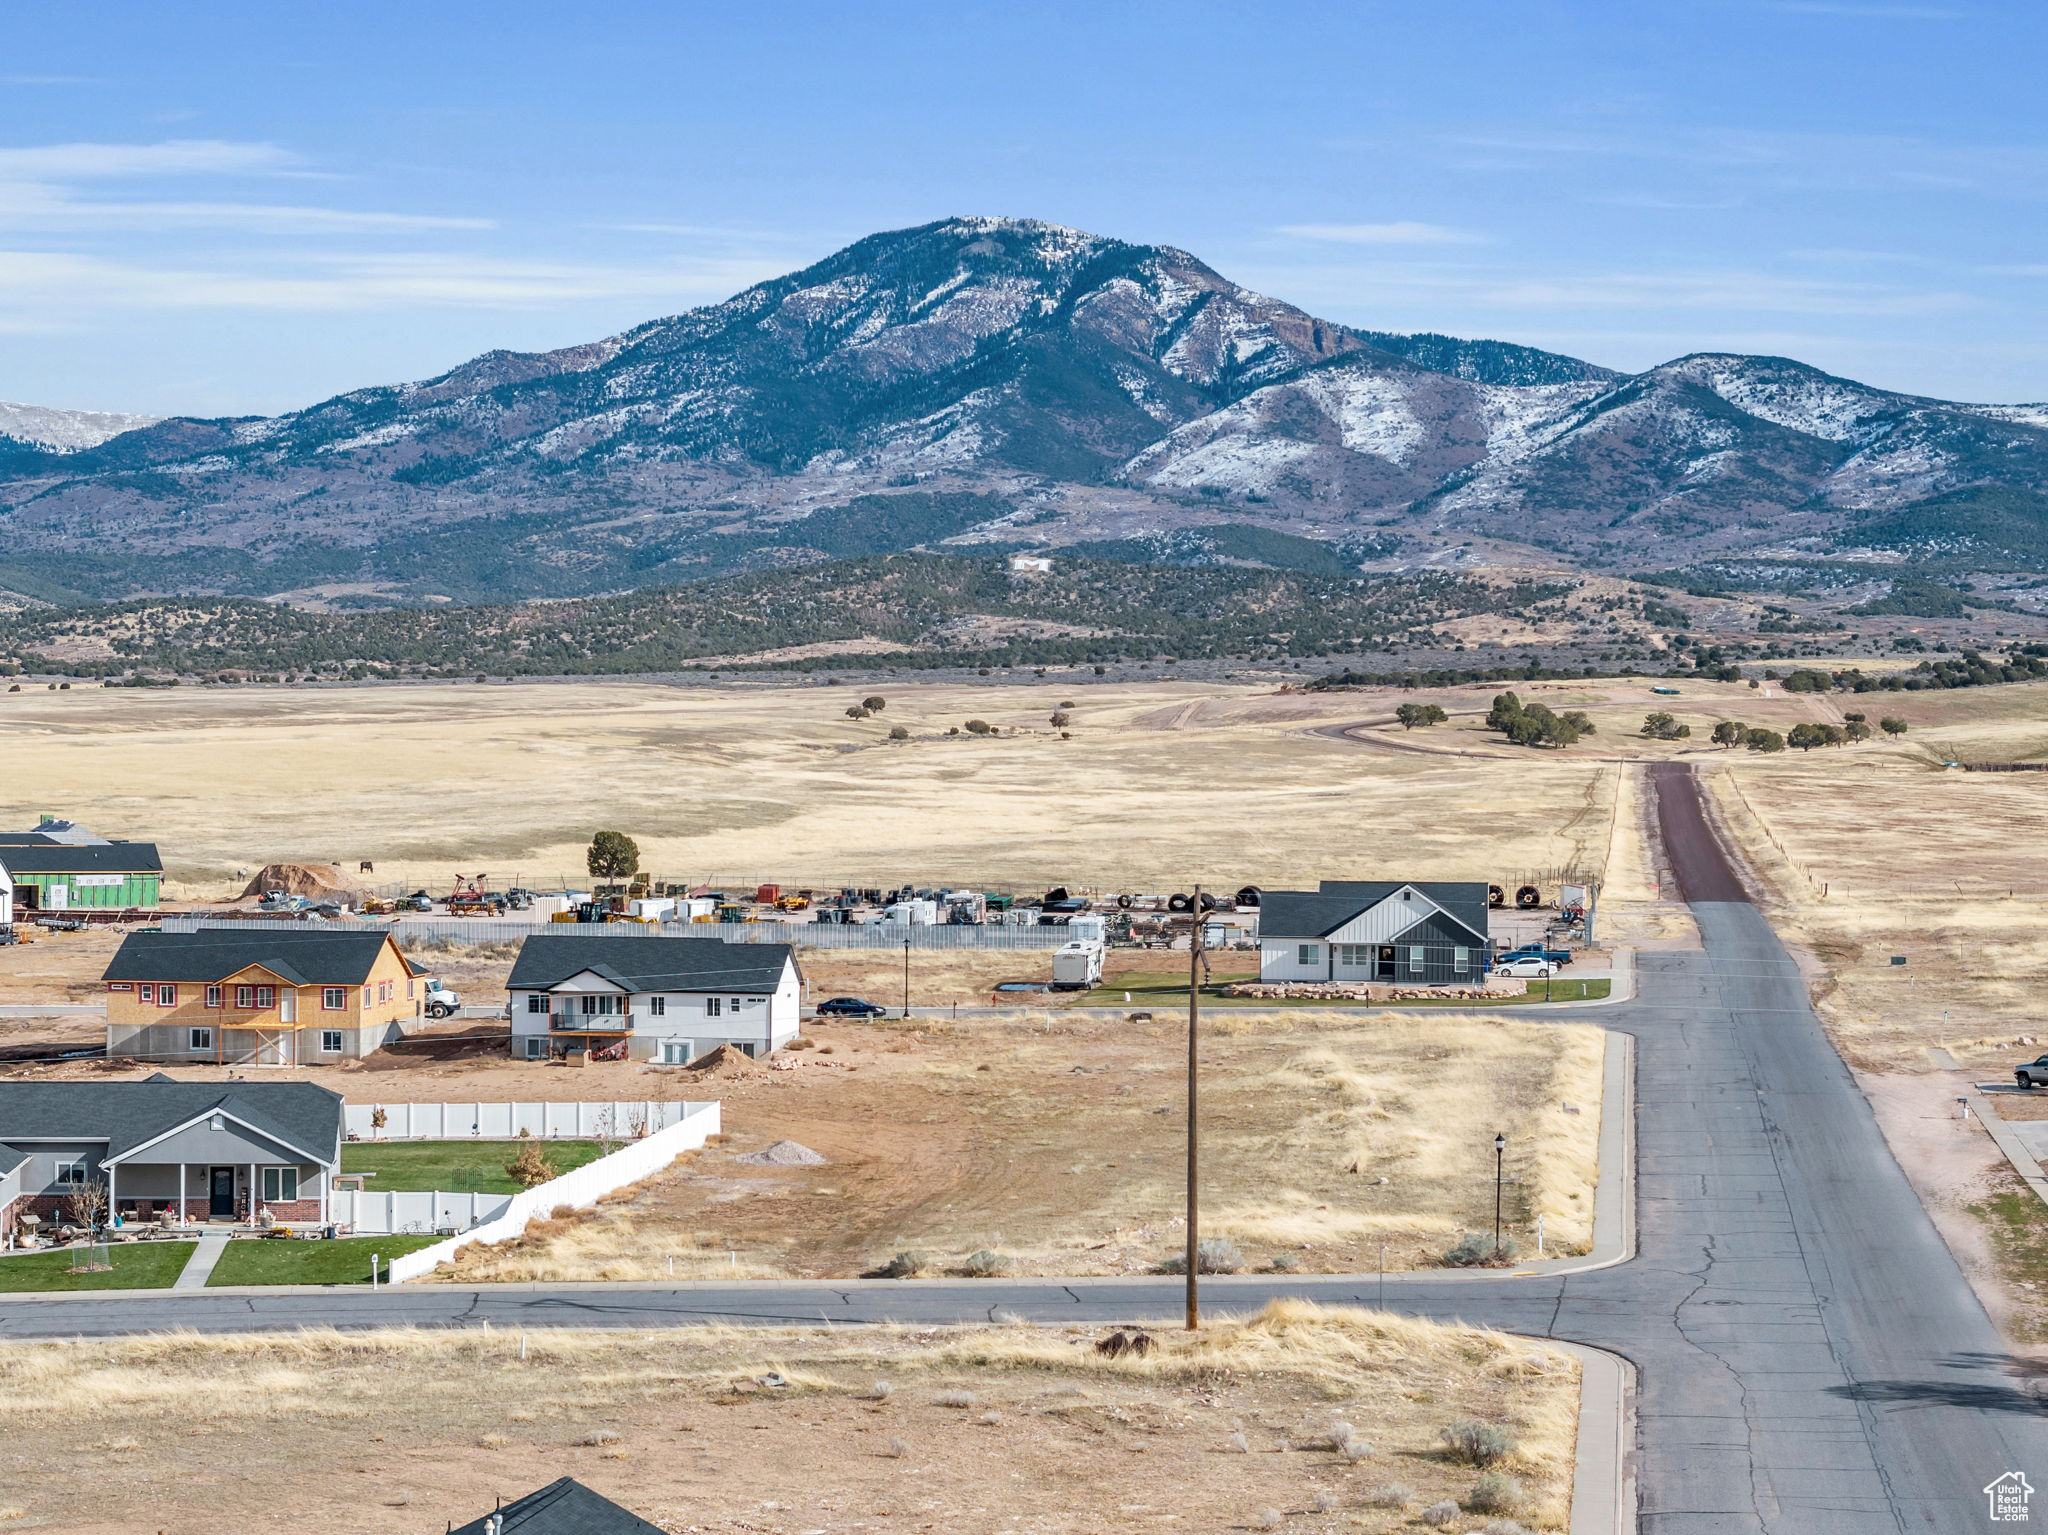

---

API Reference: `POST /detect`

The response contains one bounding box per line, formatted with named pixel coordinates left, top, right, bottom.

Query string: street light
left=1492, top=1133, right=1507, bottom=1258
left=1185, top=885, right=1206, bottom=1331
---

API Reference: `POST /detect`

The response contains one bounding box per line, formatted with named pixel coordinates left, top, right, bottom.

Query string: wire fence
left=159, top=913, right=1092, bottom=949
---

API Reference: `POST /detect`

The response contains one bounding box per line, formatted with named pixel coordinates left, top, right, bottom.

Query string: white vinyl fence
left=333, top=1189, right=512, bottom=1235
left=345, top=1100, right=690, bottom=1141
left=387, top=1101, right=721, bottom=1282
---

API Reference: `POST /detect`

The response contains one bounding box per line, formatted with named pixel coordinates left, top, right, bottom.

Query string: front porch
left=106, top=1161, right=328, bottom=1228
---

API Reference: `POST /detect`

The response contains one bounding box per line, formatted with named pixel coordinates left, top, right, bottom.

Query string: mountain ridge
left=2, top=215, right=2044, bottom=604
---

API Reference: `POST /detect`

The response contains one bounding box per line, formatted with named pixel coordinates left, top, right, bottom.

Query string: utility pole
left=902, top=938, right=911, bottom=1020
left=1185, top=885, right=1203, bottom=1331
left=1492, top=1132, right=1507, bottom=1257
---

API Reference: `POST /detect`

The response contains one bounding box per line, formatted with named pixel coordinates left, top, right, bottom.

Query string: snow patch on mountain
left=0, top=400, right=161, bottom=452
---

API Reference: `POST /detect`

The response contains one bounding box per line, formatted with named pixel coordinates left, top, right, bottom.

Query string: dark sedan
left=814, top=996, right=888, bottom=1017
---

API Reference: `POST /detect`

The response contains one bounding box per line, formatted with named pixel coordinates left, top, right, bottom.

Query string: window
left=189, top=1027, right=213, bottom=1051
left=746, top=997, right=765, bottom=1008
left=320, top=1030, right=344, bottom=1054
left=1453, top=947, right=1470, bottom=974
left=255, top=985, right=275, bottom=1009
left=55, top=1158, right=88, bottom=1185
left=260, top=1167, right=300, bottom=1202
left=204, top=984, right=222, bottom=1009
left=109, top=983, right=133, bottom=992
left=316, top=987, right=340, bottom=1010
left=660, top=1039, right=693, bottom=1064
left=729, top=997, right=744, bottom=1012
left=524, top=1037, right=548, bottom=1059
left=648, top=996, right=666, bottom=1016
left=235, top=985, right=254, bottom=1009
left=362, top=986, right=373, bottom=1008
left=138, top=984, right=155, bottom=1004
left=526, top=993, right=551, bottom=1014
left=1295, top=944, right=1320, bottom=967
left=158, top=984, right=177, bottom=1007
left=578, top=995, right=623, bottom=1016
left=1408, top=946, right=1425, bottom=974
left=1336, top=945, right=1372, bottom=969
left=705, top=996, right=723, bottom=1017
left=406, top=978, right=415, bottom=1000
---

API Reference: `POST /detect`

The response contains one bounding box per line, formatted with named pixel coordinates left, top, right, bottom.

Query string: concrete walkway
left=171, top=1231, right=230, bottom=1291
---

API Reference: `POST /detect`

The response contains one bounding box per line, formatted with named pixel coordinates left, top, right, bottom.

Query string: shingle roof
left=1258, top=880, right=1490, bottom=944
left=509, top=934, right=792, bottom=994
left=0, top=841, right=162, bottom=875
left=0, top=1078, right=343, bottom=1164
left=448, top=1478, right=664, bottom=1535
left=104, top=928, right=401, bottom=986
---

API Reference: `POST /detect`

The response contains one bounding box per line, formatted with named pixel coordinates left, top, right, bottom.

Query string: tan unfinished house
left=103, top=928, right=432, bottom=1066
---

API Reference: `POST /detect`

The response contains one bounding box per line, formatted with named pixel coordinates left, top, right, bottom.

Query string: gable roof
left=1258, top=880, right=1490, bottom=945
left=509, top=934, right=792, bottom=994
left=0, top=1077, right=343, bottom=1164
left=104, top=928, right=401, bottom=986
left=448, top=1478, right=664, bottom=1535
left=0, top=840, right=162, bottom=876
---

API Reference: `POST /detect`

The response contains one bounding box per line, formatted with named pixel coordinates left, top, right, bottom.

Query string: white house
left=1256, top=880, right=1491, bottom=987
left=506, top=934, right=802, bottom=1063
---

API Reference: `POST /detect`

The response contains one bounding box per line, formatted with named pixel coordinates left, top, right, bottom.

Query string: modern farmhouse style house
left=0, top=1074, right=344, bottom=1229
left=103, top=928, right=432, bottom=1065
left=507, top=934, right=802, bottom=1063
left=1256, top=880, right=1492, bottom=986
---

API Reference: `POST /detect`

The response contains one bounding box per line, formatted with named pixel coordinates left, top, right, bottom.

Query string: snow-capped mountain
left=2, top=217, right=2044, bottom=602
left=0, top=400, right=161, bottom=454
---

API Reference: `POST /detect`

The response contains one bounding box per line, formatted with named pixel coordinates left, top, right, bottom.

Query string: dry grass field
left=0, top=677, right=1630, bottom=895
left=441, top=1010, right=1605, bottom=1283
left=0, top=1303, right=1579, bottom=1535
left=1696, top=679, right=2048, bottom=1074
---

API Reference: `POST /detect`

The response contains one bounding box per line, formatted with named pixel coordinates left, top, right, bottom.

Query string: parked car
left=1493, top=957, right=1560, bottom=979
left=2015, top=1055, right=2048, bottom=1089
left=815, top=996, right=888, bottom=1017
left=1498, top=942, right=1573, bottom=967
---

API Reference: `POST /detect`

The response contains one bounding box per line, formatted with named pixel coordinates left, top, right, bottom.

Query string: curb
left=1550, top=1340, right=1638, bottom=1535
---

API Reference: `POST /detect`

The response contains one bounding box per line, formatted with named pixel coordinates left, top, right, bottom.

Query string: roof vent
left=209, top=1113, right=225, bottom=1132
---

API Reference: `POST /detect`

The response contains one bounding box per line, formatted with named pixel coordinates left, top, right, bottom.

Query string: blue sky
left=5, top=0, right=2046, bottom=415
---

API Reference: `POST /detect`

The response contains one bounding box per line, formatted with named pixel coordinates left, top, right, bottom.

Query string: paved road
left=5, top=765, right=2043, bottom=1531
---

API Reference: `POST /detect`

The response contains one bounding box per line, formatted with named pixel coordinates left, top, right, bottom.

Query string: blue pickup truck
left=1495, top=942, right=1573, bottom=967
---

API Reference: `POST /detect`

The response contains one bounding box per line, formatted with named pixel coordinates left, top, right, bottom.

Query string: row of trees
left=1699, top=713, right=1907, bottom=753
left=1485, top=692, right=1595, bottom=749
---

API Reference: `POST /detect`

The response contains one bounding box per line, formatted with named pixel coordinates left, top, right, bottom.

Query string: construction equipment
left=446, top=875, right=505, bottom=917
left=774, top=893, right=811, bottom=912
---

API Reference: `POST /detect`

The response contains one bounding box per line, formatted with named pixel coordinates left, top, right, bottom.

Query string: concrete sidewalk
left=171, top=1232, right=230, bottom=1291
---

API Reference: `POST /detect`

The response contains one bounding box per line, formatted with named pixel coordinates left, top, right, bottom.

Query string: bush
left=1160, top=1237, right=1244, bottom=1274
left=1419, top=1500, right=1461, bottom=1527
left=506, top=1142, right=557, bottom=1189
left=845, top=705, right=870, bottom=719
left=1466, top=1471, right=1528, bottom=1514
left=1441, top=1232, right=1519, bottom=1267
left=1049, top=711, right=1071, bottom=727
left=1269, top=1251, right=1300, bottom=1272
left=1440, top=1418, right=1518, bottom=1466
left=862, top=695, right=887, bottom=712
left=960, top=1249, right=1011, bottom=1277
left=880, top=1250, right=930, bottom=1278
left=888, top=725, right=910, bottom=740
left=1364, top=1483, right=1413, bottom=1508
left=964, top=719, right=993, bottom=735
left=1481, top=1522, right=1532, bottom=1535
left=932, top=1389, right=976, bottom=1408
left=1880, top=716, right=1909, bottom=735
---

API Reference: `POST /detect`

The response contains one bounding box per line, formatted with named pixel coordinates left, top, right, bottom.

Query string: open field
left=0, top=676, right=1636, bottom=895
left=0, top=1302, right=1579, bottom=1535
left=1696, top=679, right=2048, bottom=1074
left=438, top=1010, right=1605, bottom=1283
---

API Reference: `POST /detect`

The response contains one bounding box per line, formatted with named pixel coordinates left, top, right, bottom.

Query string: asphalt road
left=4, top=765, right=2042, bottom=1531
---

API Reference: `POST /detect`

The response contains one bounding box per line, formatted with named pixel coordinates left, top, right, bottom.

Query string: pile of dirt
left=238, top=863, right=367, bottom=900
left=736, top=1139, right=828, bottom=1166
left=689, top=1043, right=765, bottom=1077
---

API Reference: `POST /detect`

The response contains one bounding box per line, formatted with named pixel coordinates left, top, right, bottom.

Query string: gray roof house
left=448, top=1478, right=665, bottom=1535
left=0, top=1074, right=345, bottom=1231
left=1257, top=880, right=1491, bottom=987
left=507, top=934, right=802, bottom=1065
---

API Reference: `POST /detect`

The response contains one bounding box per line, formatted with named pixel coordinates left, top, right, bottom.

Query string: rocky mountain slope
left=0, top=400, right=162, bottom=458
left=2, top=217, right=2044, bottom=604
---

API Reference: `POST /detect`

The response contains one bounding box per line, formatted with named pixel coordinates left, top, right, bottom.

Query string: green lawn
left=0, top=1240, right=194, bottom=1291
left=206, top=1233, right=447, bottom=1287
left=1079, top=972, right=1612, bottom=1008
left=341, top=1139, right=609, bottom=1193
